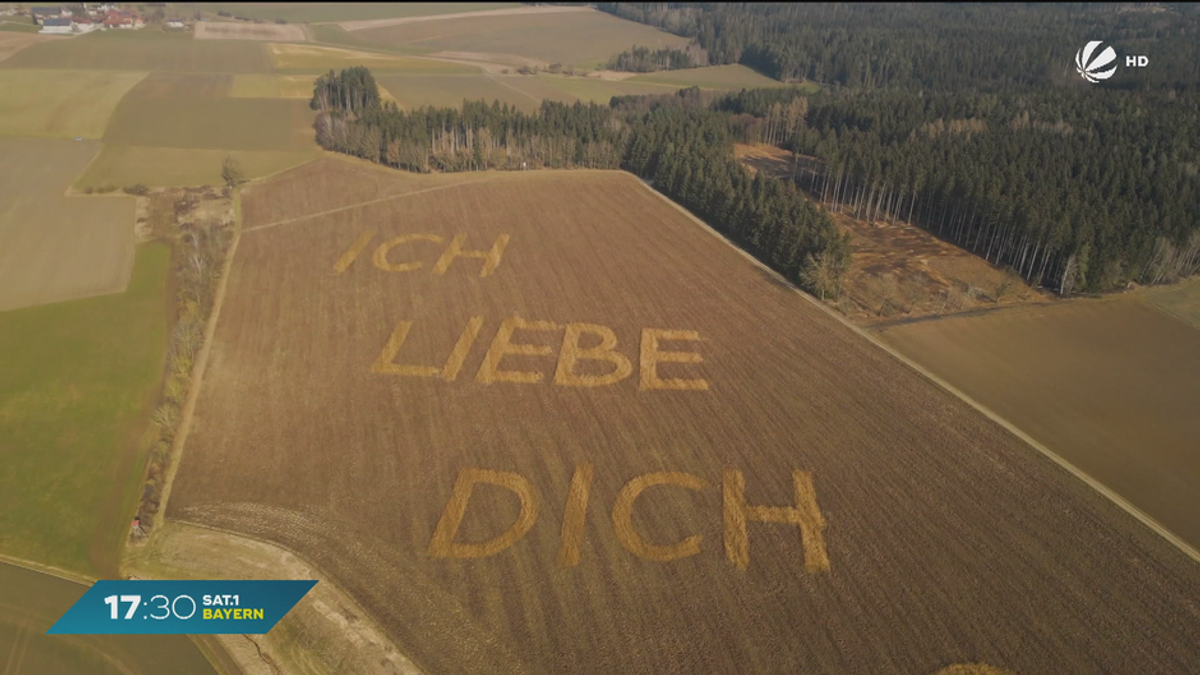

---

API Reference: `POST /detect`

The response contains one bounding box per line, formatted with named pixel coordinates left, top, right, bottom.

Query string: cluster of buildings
left=27, top=5, right=161, bottom=34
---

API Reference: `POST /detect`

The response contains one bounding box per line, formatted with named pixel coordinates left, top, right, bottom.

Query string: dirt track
left=168, top=161, right=1200, bottom=675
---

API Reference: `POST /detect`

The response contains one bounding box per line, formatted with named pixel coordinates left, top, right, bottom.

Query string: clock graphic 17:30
left=48, top=580, right=316, bottom=635
left=103, top=594, right=198, bottom=621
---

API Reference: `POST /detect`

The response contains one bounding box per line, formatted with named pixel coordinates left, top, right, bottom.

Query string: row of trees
left=596, top=3, right=1200, bottom=91
left=716, top=85, right=1200, bottom=293
left=606, top=44, right=705, bottom=72
left=311, top=72, right=849, bottom=296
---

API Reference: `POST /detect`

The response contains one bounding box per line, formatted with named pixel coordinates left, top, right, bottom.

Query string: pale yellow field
left=195, top=21, right=309, bottom=42
left=267, top=43, right=477, bottom=74
left=0, top=69, right=148, bottom=139
left=230, top=73, right=319, bottom=98
left=0, top=138, right=135, bottom=311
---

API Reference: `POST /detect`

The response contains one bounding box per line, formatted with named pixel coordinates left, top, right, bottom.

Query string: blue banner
left=46, top=580, right=317, bottom=635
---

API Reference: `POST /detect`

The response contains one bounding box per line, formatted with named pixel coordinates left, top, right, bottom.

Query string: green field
left=1, top=29, right=271, bottom=72
left=199, top=2, right=522, bottom=24
left=352, top=9, right=691, bottom=66
left=0, top=562, right=218, bottom=674
left=629, top=64, right=788, bottom=89
left=528, top=73, right=685, bottom=103
left=1142, top=277, right=1200, bottom=330
left=0, top=245, right=170, bottom=576
left=0, top=70, right=147, bottom=138
left=76, top=146, right=320, bottom=189
left=267, top=42, right=475, bottom=73
left=378, top=73, right=541, bottom=111
left=0, top=20, right=41, bottom=33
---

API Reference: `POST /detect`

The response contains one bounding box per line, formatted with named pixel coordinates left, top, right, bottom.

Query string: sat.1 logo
left=1075, top=40, right=1149, bottom=84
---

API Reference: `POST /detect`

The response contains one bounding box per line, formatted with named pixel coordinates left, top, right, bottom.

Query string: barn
left=40, top=17, right=72, bottom=34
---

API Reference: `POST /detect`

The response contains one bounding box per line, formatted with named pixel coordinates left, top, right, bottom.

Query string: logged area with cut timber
left=167, top=157, right=1200, bottom=675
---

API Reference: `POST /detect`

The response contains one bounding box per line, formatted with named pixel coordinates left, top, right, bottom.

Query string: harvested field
left=0, top=30, right=271, bottom=73
left=337, top=4, right=592, bottom=31
left=168, top=159, right=1200, bottom=675
left=351, top=8, right=690, bottom=67
left=0, top=562, right=217, bottom=674
left=0, top=138, right=135, bottom=312
left=629, top=64, right=789, bottom=89
left=0, top=69, right=148, bottom=139
left=202, top=3, right=520, bottom=25
left=377, top=73, right=542, bottom=111
left=734, top=143, right=1049, bottom=325
left=267, top=43, right=476, bottom=74
left=194, top=20, right=308, bottom=42
left=98, top=71, right=315, bottom=151
left=103, top=93, right=315, bottom=151
left=878, top=295, right=1200, bottom=552
left=0, top=31, right=59, bottom=62
left=75, top=146, right=319, bottom=189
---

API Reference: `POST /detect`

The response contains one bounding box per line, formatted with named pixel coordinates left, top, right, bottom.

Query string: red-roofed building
left=102, top=10, right=143, bottom=28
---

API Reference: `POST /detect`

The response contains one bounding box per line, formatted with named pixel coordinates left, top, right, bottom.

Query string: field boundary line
left=242, top=178, right=488, bottom=234
left=146, top=518, right=425, bottom=675
left=483, top=70, right=541, bottom=105
left=630, top=175, right=1200, bottom=566
left=154, top=191, right=242, bottom=529
left=1138, top=295, right=1200, bottom=334
left=330, top=5, right=593, bottom=31
left=0, top=552, right=95, bottom=587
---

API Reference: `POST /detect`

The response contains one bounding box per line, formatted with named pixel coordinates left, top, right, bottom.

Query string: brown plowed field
left=168, top=159, right=1200, bottom=675
left=879, top=295, right=1200, bottom=552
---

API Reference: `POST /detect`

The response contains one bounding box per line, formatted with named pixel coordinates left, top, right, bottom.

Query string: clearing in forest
left=735, top=143, right=1049, bottom=324
left=166, top=157, right=1200, bottom=675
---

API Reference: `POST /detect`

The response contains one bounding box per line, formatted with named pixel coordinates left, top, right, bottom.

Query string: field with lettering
left=163, top=156, right=1200, bottom=675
